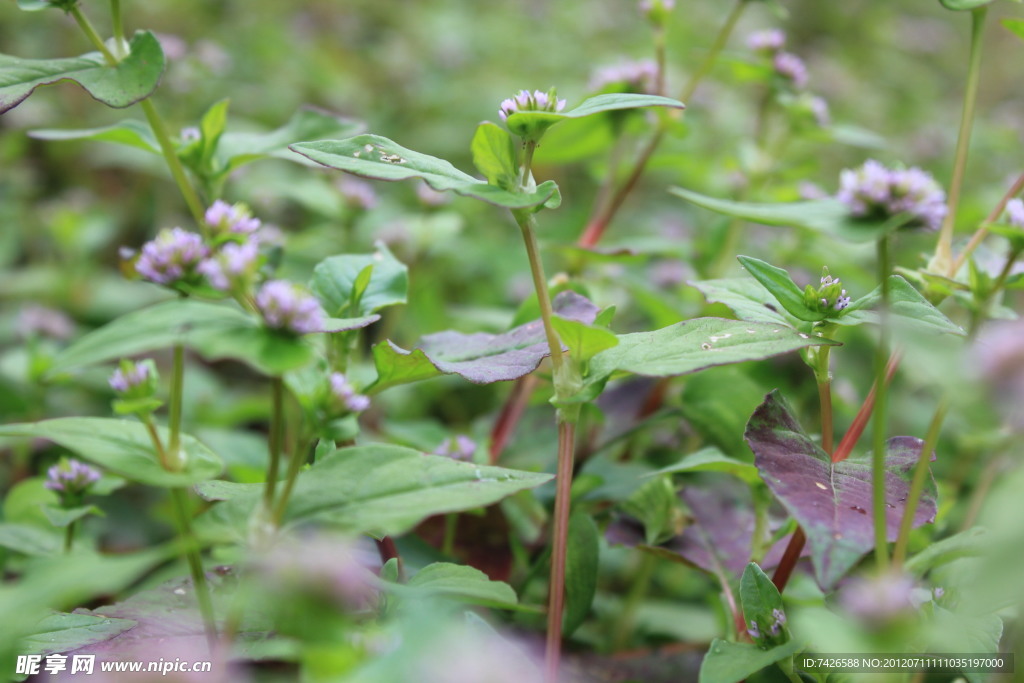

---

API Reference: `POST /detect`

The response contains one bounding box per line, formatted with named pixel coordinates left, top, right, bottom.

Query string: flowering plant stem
left=951, top=171, right=1024, bottom=276
left=510, top=141, right=580, bottom=681
left=872, top=235, right=892, bottom=570
left=934, top=6, right=987, bottom=274
left=274, top=435, right=313, bottom=524
left=579, top=0, right=748, bottom=247
left=263, top=377, right=285, bottom=508
left=167, top=342, right=185, bottom=462
left=64, top=522, right=75, bottom=553
left=170, top=487, right=219, bottom=651
left=892, top=396, right=949, bottom=568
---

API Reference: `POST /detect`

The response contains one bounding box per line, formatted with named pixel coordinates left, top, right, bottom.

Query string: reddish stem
left=545, top=420, right=577, bottom=682
left=831, top=351, right=902, bottom=464
left=489, top=375, right=538, bottom=464
left=770, top=528, right=806, bottom=593
left=376, top=536, right=404, bottom=582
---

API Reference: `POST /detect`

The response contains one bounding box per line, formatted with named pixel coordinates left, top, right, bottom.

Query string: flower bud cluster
left=837, top=160, right=947, bottom=231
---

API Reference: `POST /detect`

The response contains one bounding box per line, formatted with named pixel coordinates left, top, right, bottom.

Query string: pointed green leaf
left=648, top=446, right=761, bottom=485
left=550, top=316, right=618, bottom=366
left=41, top=504, right=104, bottom=528
left=197, top=98, right=229, bottom=168
left=620, top=476, right=681, bottom=545
left=671, top=187, right=909, bottom=243
left=505, top=93, right=684, bottom=140
left=29, top=120, right=160, bottom=153
left=289, top=134, right=559, bottom=209
left=587, top=318, right=838, bottom=382
left=740, top=562, right=790, bottom=648
left=196, top=444, right=552, bottom=540
left=737, top=256, right=822, bottom=322
left=690, top=277, right=793, bottom=326
left=563, top=511, right=600, bottom=636
left=698, top=638, right=803, bottom=683
left=310, top=243, right=408, bottom=317
left=0, top=31, right=165, bottom=113
left=1003, top=18, right=1024, bottom=41
left=400, top=562, right=519, bottom=609
left=471, top=122, right=518, bottom=190
left=21, top=612, right=137, bottom=657
left=0, top=523, right=61, bottom=556
left=217, top=107, right=363, bottom=171
left=844, top=275, right=964, bottom=335
left=0, top=418, right=223, bottom=487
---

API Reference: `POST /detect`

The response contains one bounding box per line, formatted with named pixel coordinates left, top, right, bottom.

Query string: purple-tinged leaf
left=369, top=291, right=598, bottom=391
left=745, top=390, right=937, bottom=589
left=608, top=480, right=800, bottom=579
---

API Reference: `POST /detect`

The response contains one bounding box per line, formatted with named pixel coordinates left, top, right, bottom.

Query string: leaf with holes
left=0, top=31, right=165, bottom=113
left=369, top=291, right=599, bottom=392
left=745, top=390, right=937, bottom=589
left=289, top=134, right=560, bottom=210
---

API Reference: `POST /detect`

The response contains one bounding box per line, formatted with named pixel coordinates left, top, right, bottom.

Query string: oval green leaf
left=0, top=31, right=166, bottom=114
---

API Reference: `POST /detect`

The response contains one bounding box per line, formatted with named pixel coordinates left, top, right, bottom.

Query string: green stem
left=872, top=235, right=892, bottom=570
left=442, top=513, right=458, bottom=557
left=577, top=0, right=749, bottom=248
left=109, top=0, right=125, bottom=57
left=140, top=99, right=208, bottom=228
left=815, top=344, right=835, bottom=454
left=970, top=248, right=1022, bottom=337
left=951, top=171, right=1024, bottom=276
left=143, top=416, right=172, bottom=471
left=653, top=25, right=667, bottom=97
left=612, top=552, right=656, bottom=651
left=934, top=7, right=987, bottom=274
left=170, top=487, right=218, bottom=652
left=545, top=420, right=577, bottom=683
left=892, top=396, right=949, bottom=568
left=263, top=376, right=284, bottom=509
left=167, top=342, right=185, bottom=469
left=64, top=521, right=75, bottom=553
left=69, top=5, right=117, bottom=64
left=273, top=435, right=312, bottom=524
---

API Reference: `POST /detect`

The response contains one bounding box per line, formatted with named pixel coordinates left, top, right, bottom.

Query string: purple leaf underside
left=393, top=291, right=598, bottom=384
left=745, top=390, right=937, bottom=589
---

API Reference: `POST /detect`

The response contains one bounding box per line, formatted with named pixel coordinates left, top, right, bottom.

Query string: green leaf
left=844, top=275, right=964, bottom=335
left=0, top=523, right=61, bottom=556
left=563, top=511, right=600, bottom=636
left=217, top=107, right=363, bottom=172
left=310, top=243, right=408, bottom=317
left=399, top=562, right=518, bottom=609
left=698, top=638, right=803, bottom=683
left=470, top=122, right=518, bottom=190
left=21, top=612, right=137, bottom=656
left=49, top=299, right=368, bottom=377
left=671, top=187, right=908, bottom=243
left=737, top=256, right=822, bottom=322
left=196, top=444, right=552, bottom=540
left=369, top=344, right=443, bottom=393
left=0, top=31, right=166, bottom=114
left=550, top=316, right=619, bottom=366
left=41, top=504, right=104, bottom=528
left=587, top=318, right=838, bottom=382
left=939, top=0, right=995, bottom=10
left=648, top=446, right=761, bottom=485
left=690, top=277, right=793, bottom=326
left=29, top=120, right=161, bottom=153
left=740, top=562, right=789, bottom=648
left=505, top=93, right=684, bottom=140
left=289, top=134, right=560, bottom=210
left=197, top=98, right=230, bottom=169
left=0, top=418, right=223, bottom=487
left=620, top=476, right=681, bottom=545
left=1003, top=18, right=1024, bottom=41
left=904, top=527, right=989, bottom=576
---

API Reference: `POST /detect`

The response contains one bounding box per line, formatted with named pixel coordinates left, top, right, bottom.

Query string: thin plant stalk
left=273, top=436, right=315, bottom=523
left=578, top=0, right=748, bottom=247
left=951, top=171, right=1024, bottom=276
left=545, top=420, right=576, bottom=681
left=108, top=0, right=126, bottom=57
left=64, top=522, right=75, bottom=553
left=264, top=377, right=285, bottom=508
left=167, top=342, right=185, bottom=466
left=892, top=396, right=949, bottom=568
left=872, top=235, right=892, bottom=570
left=170, top=487, right=218, bottom=651
left=934, top=7, right=987, bottom=274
